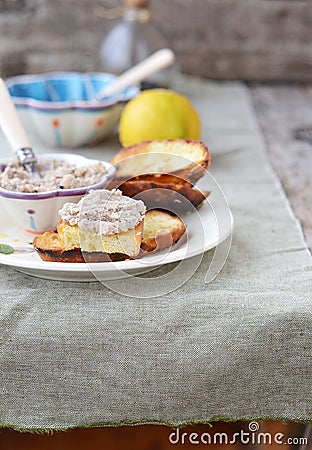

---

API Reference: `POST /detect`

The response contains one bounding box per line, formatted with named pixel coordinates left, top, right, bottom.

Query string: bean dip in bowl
left=0, top=153, right=116, bottom=232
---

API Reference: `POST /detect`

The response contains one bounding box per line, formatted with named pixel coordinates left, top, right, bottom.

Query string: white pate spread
left=59, top=189, right=146, bottom=235
left=0, top=159, right=107, bottom=193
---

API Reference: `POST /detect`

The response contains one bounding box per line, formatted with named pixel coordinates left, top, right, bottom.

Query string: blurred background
left=1, top=0, right=311, bottom=81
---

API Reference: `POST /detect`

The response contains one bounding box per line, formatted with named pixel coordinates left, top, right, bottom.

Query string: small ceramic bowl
left=5, top=72, right=139, bottom=148
left=0, top=153, right=116, bottom=233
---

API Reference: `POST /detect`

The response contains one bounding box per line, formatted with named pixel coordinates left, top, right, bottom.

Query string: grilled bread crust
left=34, top=210, right=186, bottom=262
left=140, top=210, right=186, bottom=252
left=110, top=139, right=210, bottom=184
left=33, top=232, right=129, bottom=262
left=109, top=139, right=210, bottom=210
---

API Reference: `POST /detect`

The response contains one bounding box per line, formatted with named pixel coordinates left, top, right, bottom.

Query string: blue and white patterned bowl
left=6, top=72, right=139, bottom=148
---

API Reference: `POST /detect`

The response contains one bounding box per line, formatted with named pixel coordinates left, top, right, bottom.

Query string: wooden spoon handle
left=0, top=78, right=32, bottom=152
left=96, top=48, right=175, bottom=100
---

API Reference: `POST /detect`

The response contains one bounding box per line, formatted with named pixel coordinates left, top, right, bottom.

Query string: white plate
left=0, top=192, right=233, bottom=282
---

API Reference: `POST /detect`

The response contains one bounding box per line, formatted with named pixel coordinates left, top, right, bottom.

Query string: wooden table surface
left=1, top=84, right=311, bottom=448
left=251, top=85, right=312, bottom=253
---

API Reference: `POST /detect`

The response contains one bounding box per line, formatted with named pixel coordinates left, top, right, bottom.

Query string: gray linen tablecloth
left=0, top=76, right=311, bottom=431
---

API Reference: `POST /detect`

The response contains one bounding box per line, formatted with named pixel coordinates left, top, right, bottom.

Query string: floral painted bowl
left=6, top=72, right=139, bottom=148
left=0, top=153, right=116, bottom=232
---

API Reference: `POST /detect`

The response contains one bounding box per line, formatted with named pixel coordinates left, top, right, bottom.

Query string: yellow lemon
left=119, top=89, right=201, bottom=146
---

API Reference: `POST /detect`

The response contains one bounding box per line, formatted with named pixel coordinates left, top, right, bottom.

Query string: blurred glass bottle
left=98, top=0, right=173, bottom=88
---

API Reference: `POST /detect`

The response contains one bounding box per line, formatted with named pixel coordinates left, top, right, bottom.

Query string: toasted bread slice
left=57, top=220, right=143, bottom=258
left=117, top=179, right=210, bottom=210
left=109, top=139, right=210, bottom=209
left=141, top=210, right=186, bottom=252
left=34, top=231, right=86, bottom=263
left=34, top=211, right=186, bottom=263
left=33, top=232, right=128, bottom=263
left=110, top=139, right=210, bottom=184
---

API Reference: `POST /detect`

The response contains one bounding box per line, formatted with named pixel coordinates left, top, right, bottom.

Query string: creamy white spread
left=0, top=159, right=107, bottom=193
left=59, top=189, right=146, bottom=235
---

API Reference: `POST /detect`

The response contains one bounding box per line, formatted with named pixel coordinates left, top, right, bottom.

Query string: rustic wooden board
left=152, top=0, right=312, bottom=81
left=1, top=0, right=312, bottom=81
left=251, top=85, right=312, bottom=251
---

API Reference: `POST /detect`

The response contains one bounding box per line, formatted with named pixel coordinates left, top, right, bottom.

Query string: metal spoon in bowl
left=94, top=48, right=175, bottom=101
left=0, top=78, right=41, bottom=178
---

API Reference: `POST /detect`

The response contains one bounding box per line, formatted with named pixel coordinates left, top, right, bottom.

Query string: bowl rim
left=0, top=153, right=116, bottom=200
left=5, top=71, right=139, bottom=111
